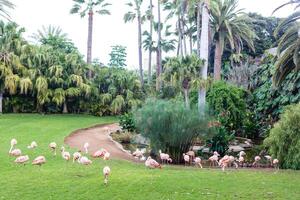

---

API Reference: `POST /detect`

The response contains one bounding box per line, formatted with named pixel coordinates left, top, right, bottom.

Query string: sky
left=10, top=0, right=294, bottom=69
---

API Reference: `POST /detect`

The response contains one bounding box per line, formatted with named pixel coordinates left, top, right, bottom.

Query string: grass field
left=0, top=114, right=299, bottom=200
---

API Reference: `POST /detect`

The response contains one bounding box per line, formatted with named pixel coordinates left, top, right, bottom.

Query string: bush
left=264, top=104, right=300, bottom=170
left=119, top=113, right=136, bottom=132
left=206, top=126, right=234, bottom=156
left=134, top=99, right=213, bottom=163
left=207, top=81, right=256, bottom=137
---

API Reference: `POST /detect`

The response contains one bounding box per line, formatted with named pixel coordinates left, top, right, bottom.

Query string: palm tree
left=164, top=55, right=203, bottom=109
left=0, top=0, right=14, bottom=20
left=70, top=0, right=111, bottom=78
left=210, top=0, right=256, bottom=80
left=124, top=0, right=144, bottom=87
left=273, top=0, right=300, bottom=85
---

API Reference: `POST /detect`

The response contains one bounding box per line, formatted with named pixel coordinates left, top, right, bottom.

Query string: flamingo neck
left=9, top=144, right=14, bottom=153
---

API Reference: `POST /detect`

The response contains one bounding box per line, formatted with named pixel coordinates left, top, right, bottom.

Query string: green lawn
left=0, top=114, right=299, bottom=200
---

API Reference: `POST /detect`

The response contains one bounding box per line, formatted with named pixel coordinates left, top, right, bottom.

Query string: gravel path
left=64, top=123, right=136, bottom=161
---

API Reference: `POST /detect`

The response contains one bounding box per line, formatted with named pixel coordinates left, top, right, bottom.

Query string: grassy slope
left=0, top=114, right=299, bottom=200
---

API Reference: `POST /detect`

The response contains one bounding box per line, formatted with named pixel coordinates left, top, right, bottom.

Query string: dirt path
left=64, top=123, right=136, bottom=162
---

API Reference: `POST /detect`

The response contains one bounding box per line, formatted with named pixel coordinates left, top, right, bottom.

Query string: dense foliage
left=206, top=126, right=234, bottom=156
left=206, top=81, right=256, bottom=137
left=0, top=22, right=144, bottom=115
left=134, top=99, right=212, bottom=163
left=251, top=56, right=300, bottom=136
left=119, top=112, right=136, bottom=132
left=264, top=104, right=300, bottom=170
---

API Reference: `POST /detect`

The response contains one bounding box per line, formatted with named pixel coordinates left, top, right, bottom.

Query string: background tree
left=70, top=0, right=111, bottom=78
left=0, top=0, right=14, bottom=20
left=272, top=1, right=300, bottom=85
left=210, top=0, right=256, bottom=80
left=124, top=0, right=144, bottom=87
left=108, top=45, right=127, bottom=68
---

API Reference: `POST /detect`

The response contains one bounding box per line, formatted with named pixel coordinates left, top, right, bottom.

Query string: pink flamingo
left=183, top=153, right=190, bottom=166
left=83, top=142, right=89, bottom=154
left=93, top=148, right=108, bottom=158
left=253, top=156, right=261, bottom=167
left=9, top=138, right=22, bottom=157
left=145, top=157, right=162, bottom=169
left=103, top=166, right=111, bottom=185
left=15, top=155, right=29, bottom=165
left=208, top=151, right=220, bottom=167
left=159, top=150, right=171, bottom=164
left=61, top=146, right=71, bottom=161
left=32, top=156, right=46, bottom=167
left=78, top=156, right=92, bottom=165
left=194, top=157, right=203, bottom=168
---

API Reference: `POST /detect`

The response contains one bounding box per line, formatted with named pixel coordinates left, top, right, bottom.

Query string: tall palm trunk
left=156, top=0, right=162, bottom=91
left=196, top=2, right=201, bottom=57
left=214, top=39, right=222, bottom=80
left=148, top=0, right=154, bottom=85
left=0, top=92, right=3, bottom=113
left=198, top=0, right=209, bottom=114
left=137, top=9, right=144, bottom=87
left=87, top=10, right=93, bottom=79
left=63, top=101, right=68, bottom=114
left=183, top=88, right=190, bottom=109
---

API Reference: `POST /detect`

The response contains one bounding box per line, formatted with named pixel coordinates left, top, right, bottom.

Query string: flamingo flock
left=8, top=136, right=281, bottom=187
left=9, top=138, right=112, bottom=185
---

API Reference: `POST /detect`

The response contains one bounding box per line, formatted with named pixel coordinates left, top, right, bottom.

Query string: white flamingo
left=61, top=146, right=71, bottom=161
left=103, top=166, right=111, bottom=185
left=194, top=157, right=203, bottom=168
left=27, top=141, right=38, bottom=149
left=73, top=151, right=82, bottom=163
left=83, top=142, right=89, bottom=154
left=78, top=156, right=92, bottom=165
left=49, top=142, right=57, bottom=156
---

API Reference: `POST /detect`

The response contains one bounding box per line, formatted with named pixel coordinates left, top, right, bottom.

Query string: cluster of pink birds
left=207, top=151, right=280, bottom=171
left=9, top=139, right=111, bottom=185
left=135, top=147, right=280, bottom=172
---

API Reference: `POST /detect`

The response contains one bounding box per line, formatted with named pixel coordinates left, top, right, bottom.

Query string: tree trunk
left=148, top=0, right=154, bottom=85
left=0, top=92, right=3, bottom=114
left=183, top=88, right=190, bottom=109
left=137, top=10, right=144, bottom=87
left=189, top=30, right=193, bottom=55
left=198, top=0, right=210, bottom=114
left=214, top=40, right=222, bottom=80
left=87, top=10, right=93, bottom=79
left=196, top=2, right=201, bottom=57
left=156, top=0, right=162, bottom=91
left=63, top=101, right=68, bottom=114
left=156, top=50, right=160, bottom=91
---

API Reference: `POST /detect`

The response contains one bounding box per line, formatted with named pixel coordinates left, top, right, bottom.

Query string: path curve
left=64, top=123, right=136, bottom=162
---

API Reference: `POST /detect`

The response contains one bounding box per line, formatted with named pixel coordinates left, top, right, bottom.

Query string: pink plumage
left=32, top=156, right=46, bottom=166
left=15, top=155, right=29, bottom=165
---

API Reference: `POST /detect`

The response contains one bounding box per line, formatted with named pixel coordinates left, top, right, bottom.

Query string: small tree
left=134, top=99, right=212, bottom=163
left=264, top=104, right=300, bottom=170
left=108, top=45, right=127, bottom=68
